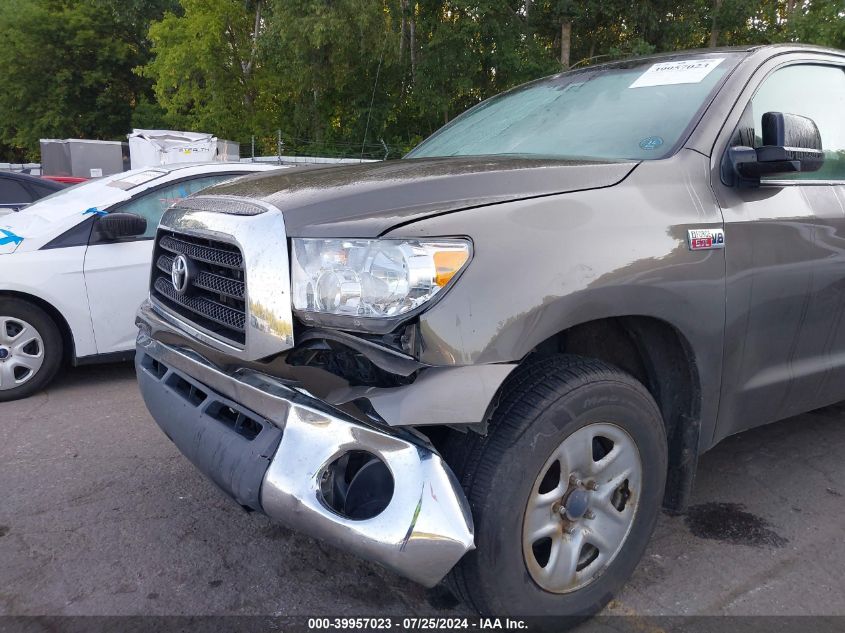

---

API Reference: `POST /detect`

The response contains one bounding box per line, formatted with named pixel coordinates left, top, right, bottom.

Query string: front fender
left=0, top=247, right=97, bottom=358
left=387, top=150, right=725, bottom=443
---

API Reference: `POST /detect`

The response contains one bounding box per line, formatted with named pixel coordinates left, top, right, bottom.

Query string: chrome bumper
left=135, top=329, right=474, bottom=587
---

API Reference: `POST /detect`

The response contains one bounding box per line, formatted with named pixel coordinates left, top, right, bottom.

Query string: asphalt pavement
left=1, top=362, right=843, bottom=617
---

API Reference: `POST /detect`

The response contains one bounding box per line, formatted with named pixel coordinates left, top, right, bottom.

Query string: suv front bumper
left=135, top=320, right=475, bottom=587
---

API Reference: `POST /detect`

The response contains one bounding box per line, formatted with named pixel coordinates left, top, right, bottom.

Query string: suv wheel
left=0, top=298, right=62, bottom=402
left=447, top=355, right=667, bottom=618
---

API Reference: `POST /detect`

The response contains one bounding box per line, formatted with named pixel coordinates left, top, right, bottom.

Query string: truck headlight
left=291, top=238, right=471, bottom=322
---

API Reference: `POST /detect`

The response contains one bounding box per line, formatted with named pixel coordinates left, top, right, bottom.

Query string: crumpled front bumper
left=135, top=327, right=475, bottom=587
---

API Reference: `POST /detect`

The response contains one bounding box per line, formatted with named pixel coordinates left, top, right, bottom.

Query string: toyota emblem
left=171, top=255, right=191, bottom=294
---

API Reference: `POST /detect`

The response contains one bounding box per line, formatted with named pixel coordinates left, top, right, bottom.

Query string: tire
left=0, top=298, right=63, bottom=402
left=446, top=354, right=667, bottom=619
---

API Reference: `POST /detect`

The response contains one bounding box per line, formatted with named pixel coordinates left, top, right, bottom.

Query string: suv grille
left=151, top=230, right=247, bottom=345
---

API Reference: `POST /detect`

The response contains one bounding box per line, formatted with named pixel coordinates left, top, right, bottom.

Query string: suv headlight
left=291, top=238, right=471, bottom=324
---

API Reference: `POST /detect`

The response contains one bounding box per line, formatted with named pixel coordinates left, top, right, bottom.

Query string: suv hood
left=203, top=156, right=638, bottom=237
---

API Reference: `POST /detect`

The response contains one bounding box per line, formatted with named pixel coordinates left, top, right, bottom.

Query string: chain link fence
left=235, top=132, right=408, bottom=164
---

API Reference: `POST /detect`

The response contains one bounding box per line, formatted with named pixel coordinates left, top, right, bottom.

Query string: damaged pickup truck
left=135, top=44, right=845, bottom=617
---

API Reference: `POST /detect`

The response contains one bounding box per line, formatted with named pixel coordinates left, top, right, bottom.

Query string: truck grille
left=151, top=230, right=247, bottom=345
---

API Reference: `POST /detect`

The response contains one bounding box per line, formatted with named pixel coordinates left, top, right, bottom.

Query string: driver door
left=713, top=59, right=845, bottom=440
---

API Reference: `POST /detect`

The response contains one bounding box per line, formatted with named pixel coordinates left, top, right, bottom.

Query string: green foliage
left=789, top=0, right=845, bottom=48
left=0, top=0, right=176, bottom=160
left=0, top=0, right=843, bottom=162
left=141, top=0, right=273, bottom=141
left=261, top=0, right=400, bottom=149
left=405, top=2, right=558, bottom=136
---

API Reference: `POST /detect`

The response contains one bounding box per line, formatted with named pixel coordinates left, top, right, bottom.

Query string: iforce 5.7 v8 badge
left=688, top=228, right=725, bottom=251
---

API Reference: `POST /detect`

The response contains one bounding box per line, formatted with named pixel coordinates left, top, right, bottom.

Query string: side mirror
left=728, top=112, right=824, bottom=186
left=97, top=212, right=147, bottom=240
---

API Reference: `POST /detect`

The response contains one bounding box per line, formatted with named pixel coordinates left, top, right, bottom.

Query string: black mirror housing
left=761, top=111, right=821, bottom=150
left=729, top=112, right=825, bottom=187
left=98, top=212, right=147, bottom=240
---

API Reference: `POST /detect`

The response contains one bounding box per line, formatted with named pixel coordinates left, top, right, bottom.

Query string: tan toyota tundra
left=134, top=44, right=845, bottom=618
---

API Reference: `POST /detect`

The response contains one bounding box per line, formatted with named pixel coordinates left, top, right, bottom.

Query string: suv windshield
left=407, top=53, right=741, bottom=162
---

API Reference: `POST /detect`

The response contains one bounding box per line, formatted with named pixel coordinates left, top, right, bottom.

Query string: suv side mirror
left=98, top=212, right=147, bottom=240
left=728, top=112, right=825, bottom=186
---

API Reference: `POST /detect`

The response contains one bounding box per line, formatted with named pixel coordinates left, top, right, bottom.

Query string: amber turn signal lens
left=434, top=250, right=469, bottom=287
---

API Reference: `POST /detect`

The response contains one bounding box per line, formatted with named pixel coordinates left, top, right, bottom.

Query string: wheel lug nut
left=586, top=480, right=598, bottom=491
left=564, top=525, right=577, bottom=535
left=585, top=510, right=595, bottom=520
left=569, top=475, right=582, bottom=487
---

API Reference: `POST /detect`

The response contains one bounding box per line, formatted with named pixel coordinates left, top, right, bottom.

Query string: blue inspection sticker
left=639, top=136, right=664, bottom=150
left=0, top=228, right=23, bottom=246
left=83, top=207, right=107, bottom=217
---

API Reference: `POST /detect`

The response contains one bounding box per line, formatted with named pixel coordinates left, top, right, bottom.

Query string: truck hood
left=203, top=156, right=639, bottom=237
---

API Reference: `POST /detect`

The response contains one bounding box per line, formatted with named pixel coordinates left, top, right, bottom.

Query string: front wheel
left=447, top=355, right=667, bottom=618
left=0, top=298, right=63, bottom=402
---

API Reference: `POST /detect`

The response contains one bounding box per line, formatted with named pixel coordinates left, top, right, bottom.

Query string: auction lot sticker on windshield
left=107, top=169, right=167, bottom=190
left=630, top=58, right=724, bottom=88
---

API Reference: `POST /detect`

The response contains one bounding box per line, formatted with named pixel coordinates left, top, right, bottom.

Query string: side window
left=31, top=183, right=60, bottom=199
left=740, top=65, right=845, bottom=181
left=0, top=179, right=33, bottom=205
left=117, top=174, right=240, bottom=238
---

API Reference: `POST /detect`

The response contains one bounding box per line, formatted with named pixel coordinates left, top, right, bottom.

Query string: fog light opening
left=319, top=450, right=394, bottom=520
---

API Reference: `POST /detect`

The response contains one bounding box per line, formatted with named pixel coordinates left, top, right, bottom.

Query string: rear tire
left=446, top=355, right=667, bottom=619
left=0, top=298, right=63, bottom=402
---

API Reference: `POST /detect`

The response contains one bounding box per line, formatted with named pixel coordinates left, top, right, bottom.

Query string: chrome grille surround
left=150, top=196, right=294, bottom=360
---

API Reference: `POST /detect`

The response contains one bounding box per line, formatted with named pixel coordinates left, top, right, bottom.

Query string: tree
left=141, top=1, right=559, bottom=156
left=3, top=0, right=842, bottom=162
left=404, top=1, right=556, bottom=134
left=785, top=0, right=845, bottom=48
left=141, top=0, right=270, bottom=142
left=0, top=0, right=175, bottom=160
left=260, top=0, right=400, bottom=151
